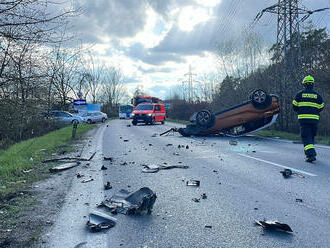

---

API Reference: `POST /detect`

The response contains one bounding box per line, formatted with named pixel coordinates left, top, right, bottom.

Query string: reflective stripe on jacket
left=292, top=87, right=324, bottom=122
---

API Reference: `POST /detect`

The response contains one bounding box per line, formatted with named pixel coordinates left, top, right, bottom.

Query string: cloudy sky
left=71, top=0, right=330, bottom=101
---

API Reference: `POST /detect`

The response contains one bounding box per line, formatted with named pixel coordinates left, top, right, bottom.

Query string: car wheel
left=72, top=119, right=79, bottom=124
left=132, top=121, right=137, bottom=126
left=87, top=119, right=92, bottom=124
left=251, top=89, right=271, bottom=109
left=161, top=119, right=165, bottom=125
left=196, top=110, right=212, bottom=126
left=102, top=118, right=105, bottom=123
left=151, top=118, right=155, bottom=125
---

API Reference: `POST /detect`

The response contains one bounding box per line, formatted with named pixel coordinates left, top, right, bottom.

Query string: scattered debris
left=205, top=225, right=212, bottom=228
left=127, top=124, right=131, bottom=127
left=43, top=152, right=96, bottom=163
left=296, top=198, right=303, bottom=203
left=98, top=187, right=157, bottom=215
left=280, top=169, right=305, bottom=178
left=254, top=207, right=259, bottom=210
left=173, top=152, right=179, bottom=156
left=104, top=157, right=113, bottom=162
left=229, top=140, right=238, bottom=146
left=186, top=180, right=200, bottom=187
left=151, top=133, right=158, bottom=137
left=49, top=162, right=80, bottom=172
left=255, top=220, right=293, bottom=233
left=23, top=169, right=33, bottom=173
left=201, top=193, right=207, bottom=199
left=149, top=144, right=153, bottom=146
left=160, top=128, right=178, bottom=136
left=252, top=150, right=256, bottom=153
left=186, top=145, right=189, bottom=149
left=178, top=145, right=182, bottom=148
left=192, top=198, right=200, bottom=203
left=86, top=212, right=117, bottom=232
left=213, top=170, right=218, bottom=173
left=76, top=173, right=83, bottom=178
left=166, top=144, right=173, bottom=146
left=104, top=182, right=112, bottom=190
left=142, top=164, right=189, bottom=173
left=280, top=169, right=292, bottom=178
left=123, top=140, right=129, bottom=142
left=101, top=165, right=108, bottom=170
left=82, top=178, right=94, bottom=183
left=74, top=242, right=87, bottom=248
left=120, top=162, right=128, bottom=166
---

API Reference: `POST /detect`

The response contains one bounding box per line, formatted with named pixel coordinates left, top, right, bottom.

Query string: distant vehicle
left=49, top=111, right=83, bottom=124
left=131, top=103, right=166, bottom=125
left=176, top=90, right=280, bottom=137
left=131, top=95, right=162, bottom=110
left=78, top=111, right=107, bottom=124
left=119, top=105, right=133, bottom=119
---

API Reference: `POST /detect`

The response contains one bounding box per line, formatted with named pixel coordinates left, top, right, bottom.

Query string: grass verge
left=0, top=123, right=94, bottom=199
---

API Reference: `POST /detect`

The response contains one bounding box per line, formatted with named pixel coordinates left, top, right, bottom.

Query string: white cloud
left=178, top=6, right=211, bottom=32
left=194, top=0, right=222, bottom=7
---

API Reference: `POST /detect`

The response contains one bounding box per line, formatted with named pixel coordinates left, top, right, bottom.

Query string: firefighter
left=292, top=75, right=325, bottom=162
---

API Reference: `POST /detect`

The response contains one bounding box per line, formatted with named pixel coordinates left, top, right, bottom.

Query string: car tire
left=72, top=119, right=79, bottom=124
left=102, top=118, right=105, bottom=123
left=151, top=118, right=155, bottom=125
left=87, top=119, right=92, bottom=124
left=196, top=110, right=212, bottom=126
left=250, top=89, right=271, bottom=109
left=161, top=119, right=165, bottom=125
left=132, top=120, right=137, bottom=126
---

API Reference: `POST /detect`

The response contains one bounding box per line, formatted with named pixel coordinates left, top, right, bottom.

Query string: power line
left=252, top=0, right=330, bottom=71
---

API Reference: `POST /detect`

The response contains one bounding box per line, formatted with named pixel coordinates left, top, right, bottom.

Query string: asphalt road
left=42, top=119, right=330, bottom=248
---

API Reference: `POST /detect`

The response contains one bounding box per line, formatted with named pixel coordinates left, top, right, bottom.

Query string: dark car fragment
left=98, top=187, right=157, bottom=215
left=86, top=212, right=116, bottom=232
left=176, top=90, right=280, bottom=137
left=255, top=220, right=293, bottom=233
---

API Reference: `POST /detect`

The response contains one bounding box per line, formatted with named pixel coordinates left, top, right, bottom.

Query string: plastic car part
left=86, top=212, right=116, bottom=232
left=142, top=164, right=189, bottom=173
left=255, top=220, right=293, bottom=233
left=98, top=187, right=157, bottom=215
left=186, top=180, right=200, bottom=186
left=280, top=169, right=293, bottom=178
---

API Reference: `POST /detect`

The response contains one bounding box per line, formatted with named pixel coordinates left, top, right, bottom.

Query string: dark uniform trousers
left=300, top=123, right=317, bottom=157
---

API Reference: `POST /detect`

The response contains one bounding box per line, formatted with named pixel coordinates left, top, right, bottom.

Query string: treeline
left=167, top=27, right=330, bottom=136
left=0, top=1, right=126, bottom=149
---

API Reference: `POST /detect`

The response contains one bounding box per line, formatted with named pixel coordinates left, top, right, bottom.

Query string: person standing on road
left=292, top=75, right=325, bottom=162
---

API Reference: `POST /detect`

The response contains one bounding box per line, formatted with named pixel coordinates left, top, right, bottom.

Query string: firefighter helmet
left=302, top=75, right=315, bottom=84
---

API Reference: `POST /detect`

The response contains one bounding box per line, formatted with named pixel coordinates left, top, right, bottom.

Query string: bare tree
left=99, top=66, right=128, bottom=115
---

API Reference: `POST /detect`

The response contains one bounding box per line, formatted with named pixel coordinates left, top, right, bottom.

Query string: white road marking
left=238, top=153, right=317, bottom=177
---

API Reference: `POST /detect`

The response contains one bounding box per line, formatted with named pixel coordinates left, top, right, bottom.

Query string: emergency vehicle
left=131, top=103, right=166, bottom=125
left=131, top=95, right=162, bottom=110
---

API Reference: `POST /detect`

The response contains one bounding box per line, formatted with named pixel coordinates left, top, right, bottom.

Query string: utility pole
left=253, top=0, right=329, bottom=70
left=182, top=65, right=197, bottom=102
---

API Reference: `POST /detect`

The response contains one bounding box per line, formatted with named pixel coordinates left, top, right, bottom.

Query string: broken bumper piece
left=99, top=187, right=157, bottom=215
left=86, top=212, right=117, bottom=232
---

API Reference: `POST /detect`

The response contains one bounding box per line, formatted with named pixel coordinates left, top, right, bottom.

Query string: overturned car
left=175, top=90, right=280, bottom=137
